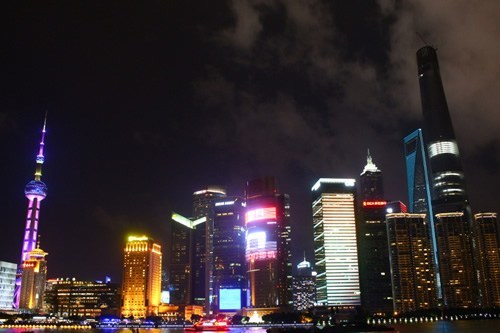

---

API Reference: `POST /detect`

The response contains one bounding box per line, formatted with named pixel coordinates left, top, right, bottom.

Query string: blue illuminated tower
left=14, top=114, right=48, bottom=308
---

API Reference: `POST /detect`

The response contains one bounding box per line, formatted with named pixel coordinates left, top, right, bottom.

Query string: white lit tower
left=14, top=114, right=48, bottom=308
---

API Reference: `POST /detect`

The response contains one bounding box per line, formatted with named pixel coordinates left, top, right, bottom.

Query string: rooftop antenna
left=416, top=32, right=437, bottom=50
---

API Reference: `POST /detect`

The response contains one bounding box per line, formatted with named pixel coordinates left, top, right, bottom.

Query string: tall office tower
left=211, top=197, right=247, bottom=313
left=435, top=212, right=477, bottom=308
left=0, top=261, right=17, bottom=310
left=417, top=46, right=470, bottom=214
left=169, top=213, right=195, bottom=306
left=359, top=150, right=384, bottom=200
left=14, top=115, right=48, bottom=308
left=357, top=152, right=393, bottom=316
left=403, top=128, right=440, bottom=298
left=245, top=177, right=292, bottom=308
left=192, top=186, right=226, bottom=311
left=386, top=213, right=437, bottom=314
left=122, top=236, right=162, bottom=318
left=44, top=278, right=120, bottom=318
left=312, top=178, right=361, bottom=307
left=19, top=245, right=48, bottom=312
left=473, top=213, right=500, bottom=307
left=292, top=257, right=316, bottom=311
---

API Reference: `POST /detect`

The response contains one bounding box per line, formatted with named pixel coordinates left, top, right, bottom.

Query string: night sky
left=1, top=1, right=499, bottom=284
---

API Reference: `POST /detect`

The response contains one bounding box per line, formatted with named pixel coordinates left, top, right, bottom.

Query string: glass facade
left=0, top=261, right=16, bottom=310
left=212, top=197, right=247, bottom=312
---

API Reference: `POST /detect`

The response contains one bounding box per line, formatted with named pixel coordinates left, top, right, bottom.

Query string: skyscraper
left=292, top=257, right=316, bottom=311
left=19, top=245, right=48, bottom=312
left=245, top=177, right=292, bottom=308
left=357, top=151, right=393, bottom=316
left=122, top=236, right=162, bottom=318
left=312, top=178, right=361, bottom=307
left=435, top=212, right=477, bottom=308
left=0, top=261, right=17, bottom=310
left=417, top=46, right=476, bottom=307
left=473, top=213, right=500, bottom=307
left=191, top=187, right=226, bottom=311
left=417, top=46, right=469, bottom=214
left=14, top=114, right=48, bottom=308
left=212, top=197, right=247, bottom=313
left=386, top=213, right=437, bottom=314
left=403, top=128, right=440, bottom=298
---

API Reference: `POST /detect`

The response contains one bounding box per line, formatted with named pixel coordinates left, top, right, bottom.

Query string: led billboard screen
left=245, top=207, right=277, bottom=223
left=219, top=288, right=241, bottom=310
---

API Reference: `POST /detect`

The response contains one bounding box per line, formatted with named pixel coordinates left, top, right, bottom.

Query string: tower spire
left=34, top=111, right=47, bottom=181
left=15, top=113, right=49, bottom=308
left=361, top=148, right=380, bottom=175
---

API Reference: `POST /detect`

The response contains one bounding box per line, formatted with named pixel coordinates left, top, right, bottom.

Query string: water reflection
left=1, top=320, right=499, bottom=333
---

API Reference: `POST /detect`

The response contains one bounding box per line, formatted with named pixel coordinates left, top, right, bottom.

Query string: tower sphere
left=25, top=180, right=47, bottom=198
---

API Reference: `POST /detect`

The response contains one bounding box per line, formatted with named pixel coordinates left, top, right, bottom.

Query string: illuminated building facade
left=191, top=186, right=226, bottom=310
left=245, top=177, right=292, bottom=308
left=312, top=178, right=361, bottom=307
left=19, top=245, right=48, bottom=312
left=357, top=152, right=393, bottom=315
left=122, top=236, right=162, bottom=318
left=0, top=261, right=17, bottom=310
left=292, top=258, right=316, bottom=311
left=473, top=213, right=500, bottom=307
left=435, top=212, right=477, bottom=308
left=386, top=213, right=437, bottom=314
left=44, top=278, right=120, bottom=318
left=211, top=197, right=247, bottom=313
left=15, top=115, right=48, bottom=308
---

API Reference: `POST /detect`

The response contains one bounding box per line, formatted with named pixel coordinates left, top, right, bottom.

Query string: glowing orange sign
left=245, top=207, right=277, bottom=223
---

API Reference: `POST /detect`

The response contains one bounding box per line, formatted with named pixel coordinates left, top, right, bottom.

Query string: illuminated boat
left=186, top=319, right=230, bottom=331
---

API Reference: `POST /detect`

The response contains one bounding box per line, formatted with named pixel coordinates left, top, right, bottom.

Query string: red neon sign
left=363, top=200, right=387, bottom=207
left=245, top=207, right=277, bottom=223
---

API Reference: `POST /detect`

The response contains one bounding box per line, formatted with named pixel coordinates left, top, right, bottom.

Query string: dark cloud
left=1, top=0, right=498, bottom=280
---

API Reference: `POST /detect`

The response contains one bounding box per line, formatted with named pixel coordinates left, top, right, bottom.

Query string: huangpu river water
left=2, top=320, right=500, bottom=333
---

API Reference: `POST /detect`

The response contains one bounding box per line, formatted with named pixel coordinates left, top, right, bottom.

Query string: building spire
left=361, top=148, right=381, bottom=175
left=34, top=112, right=47, bottom=181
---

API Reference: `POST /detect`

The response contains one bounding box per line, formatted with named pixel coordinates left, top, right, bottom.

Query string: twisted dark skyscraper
left=417, top=46, right=478, bottom=308
left=417, top=46, right=469, bottom=213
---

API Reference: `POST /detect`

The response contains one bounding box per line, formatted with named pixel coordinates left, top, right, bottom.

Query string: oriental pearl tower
left=13, top=114, right=48, bottom=308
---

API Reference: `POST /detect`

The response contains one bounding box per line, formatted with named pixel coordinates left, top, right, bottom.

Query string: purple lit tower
left=13, top=114, right=48, bottom=308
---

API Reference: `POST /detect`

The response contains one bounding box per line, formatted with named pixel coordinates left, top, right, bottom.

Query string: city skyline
left=1, top=1, right=499, bottom=283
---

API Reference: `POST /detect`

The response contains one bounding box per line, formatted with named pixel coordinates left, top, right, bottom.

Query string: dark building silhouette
left=191, top=187, right=226, bottom=311
left=357, top=152, right=393, bottom=316
left=417, top=46, right=470, bottom=214
left=168, top=187, right=226, bottom=311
